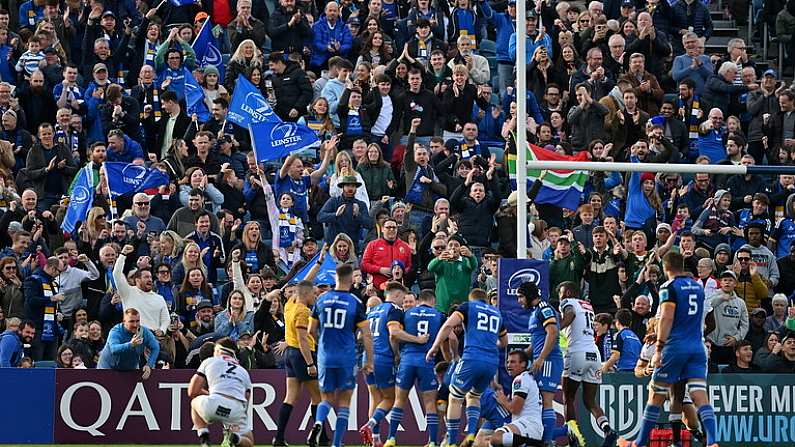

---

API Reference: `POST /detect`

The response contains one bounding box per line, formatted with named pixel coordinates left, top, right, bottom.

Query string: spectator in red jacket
left=360, top=217, right=412, bottom=288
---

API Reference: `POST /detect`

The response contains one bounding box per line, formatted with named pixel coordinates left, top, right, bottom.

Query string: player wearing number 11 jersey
left=428, top=288, right=507, bottom=447
left=308, top=264, right=374, bottom=447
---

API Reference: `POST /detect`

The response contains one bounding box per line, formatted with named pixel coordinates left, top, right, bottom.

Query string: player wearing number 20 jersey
left=451, top=299, right=507, bottom=394
left=311, top=289, right=368, bottom=392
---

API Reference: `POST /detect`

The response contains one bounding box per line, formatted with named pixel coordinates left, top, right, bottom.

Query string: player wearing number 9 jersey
left=385, top=289, right=446, bottom=447
left=308, top=264, right=374, bottom=447
left=427, top=288, right=507, bottom=447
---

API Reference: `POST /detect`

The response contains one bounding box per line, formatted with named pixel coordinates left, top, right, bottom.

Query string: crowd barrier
left=2, top=369, right=794, bottom=445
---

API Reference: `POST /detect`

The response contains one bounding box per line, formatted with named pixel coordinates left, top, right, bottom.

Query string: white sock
left=197, top=427, right=209, bottom=437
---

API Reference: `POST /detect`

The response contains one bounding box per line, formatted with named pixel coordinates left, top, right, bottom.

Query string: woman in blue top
left=625, top=152, right=662, bottom=230
left=214, top=290, right=254, bottom=341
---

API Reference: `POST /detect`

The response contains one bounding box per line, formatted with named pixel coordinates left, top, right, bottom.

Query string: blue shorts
left=451, top=359, right=496, bottom=395
left=396, top=363, right=438, bottom=392
left=653, top=346, right=708, bottom=384
left=535, top=356, right=563, bottom=392
left=318, top=365, right=356, bottom=393
left=365, top=361, right=396, bottom=389
left=285, top=347, right=317, bottom=382
left=479, top=390, right=511, bottom=431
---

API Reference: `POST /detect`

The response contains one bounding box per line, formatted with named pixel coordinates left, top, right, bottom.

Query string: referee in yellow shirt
left=273, top=279, right=328, bottom=445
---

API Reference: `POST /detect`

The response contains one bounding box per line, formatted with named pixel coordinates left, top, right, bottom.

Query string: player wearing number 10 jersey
left=428, top=288, right=507, bottom=447
left=308, top=264, right=374, bottom=447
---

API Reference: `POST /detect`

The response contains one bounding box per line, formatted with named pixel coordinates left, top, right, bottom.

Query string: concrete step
left=711, top=10, right=726, bottom=20
left=713, top=27, right=740, bottom=37
left=713, top=20, right=736, bottom=27
left=705, top=35, right=755, bottom=53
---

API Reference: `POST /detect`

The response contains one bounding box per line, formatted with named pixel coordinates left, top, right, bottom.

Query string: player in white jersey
left=557, top=282, right=616, bottom=447
left=489, top=350, right=543, bottom=447
left=188, top=338, right=254, bottom=447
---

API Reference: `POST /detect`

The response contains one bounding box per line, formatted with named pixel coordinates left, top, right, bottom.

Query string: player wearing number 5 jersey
left=618, top=252, right=719, bottom=447
left=427, top=288, right=508, bottom=447
left=188, top=338, right=254, bottom=447
left=385, top=289, right=446, bottom=447
left=558, top=281, right=616, bottom=447
left=308, top=264, right=374, bottom=447
left=518, top=282, right=576, bottom=447
left=360, top=283, right=429, bottom=447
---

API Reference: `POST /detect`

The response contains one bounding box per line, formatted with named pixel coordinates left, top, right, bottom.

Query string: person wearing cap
left=746, top=306, right=770, bottom=352
left=706, top=269, right=749, bottom=364
left=317, top=174, right=373, bottom=251
left=745, top=68, right=782, bottom=163
left=508, top=9, right=553, bottom=65
left=733, top=243, right=773, bottom=308
left=0, top=107, right=35, bottom=166
left=549, top=234, right=586, bottom=304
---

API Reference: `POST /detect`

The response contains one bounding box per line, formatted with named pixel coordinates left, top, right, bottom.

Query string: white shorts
left=506, top=416, right=543, bottom=440
left=563, top=351, right=602, bottom=384
left=193, top=394, right=251, bottom=434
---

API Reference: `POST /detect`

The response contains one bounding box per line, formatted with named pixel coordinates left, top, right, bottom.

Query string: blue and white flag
left=61, top=165, right=95, bottom=233
left=104, top=162, right=170, bottom=198
left=192, top=18, right=225, bottom=82
left=250, top=120, right=320, bottom=162
left=288, top=252, right=337, bottom=285
left=184, top=67, right=210, bottom=122
left=227, top=74, right=280, bottom=127
left=170, top=0, right=195, bottom=5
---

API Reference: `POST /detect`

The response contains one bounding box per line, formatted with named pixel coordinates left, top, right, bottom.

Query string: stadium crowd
left=0, top=0, right=793, bottom=392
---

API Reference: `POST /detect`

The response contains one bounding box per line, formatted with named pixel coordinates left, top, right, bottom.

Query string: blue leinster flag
left=104, top=162, right=170, bottom=198
left=61, top=165, right=95, bottom=233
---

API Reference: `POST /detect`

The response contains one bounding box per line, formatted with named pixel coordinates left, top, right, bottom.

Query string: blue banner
left=227, top=74, right=279, bottom=127
left=61, top=165, right=95, bottom=233
left=496, top=258, right=549, bottom=389
left=250, top=120, right=320, bottom=162
left=288, top=252, right=337, bottom=285
left=170, top=0, right=195, bottom=5
left=192, top=18, right=225, bottom=83
left=184, top=67, right=209, bottom=122
left=105, top=162, right=170, bottom=198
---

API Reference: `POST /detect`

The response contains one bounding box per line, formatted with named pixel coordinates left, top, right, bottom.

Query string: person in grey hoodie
left=708, top=270, right=750, bottom=365
left=739, top=221, right=780, bottom=293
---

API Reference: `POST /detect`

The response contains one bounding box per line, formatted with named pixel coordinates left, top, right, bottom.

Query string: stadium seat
left=35, top=360, right=56, bottom=368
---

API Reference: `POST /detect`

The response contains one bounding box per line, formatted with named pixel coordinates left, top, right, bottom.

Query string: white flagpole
left=102, top=162, right=116, bottom=220
left=516, top=0, right=527, bottom=259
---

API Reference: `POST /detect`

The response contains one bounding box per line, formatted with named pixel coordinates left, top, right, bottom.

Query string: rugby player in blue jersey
left=307, top=264, right=374, bottom=447
left=618, top=252, right=719, bottom=447
left=360, top=282, right=430, bottom=447
left=381, top=289, right=446, bottom=447
left=427, top=288, right=508, bottom=447
left=518, top=281, right=577, bottom=447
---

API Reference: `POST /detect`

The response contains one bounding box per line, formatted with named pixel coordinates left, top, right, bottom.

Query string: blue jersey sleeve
left=456, top=302, right=470, bottom=325
left=538, top=304, right=557, bottom=328
left=354, top=301, right=367, bottom=326
left=659, top=282, right=677, bottom=306
left=386, top=305, right=404, bottom=328
left=612, top=330, right=624, bottom=352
